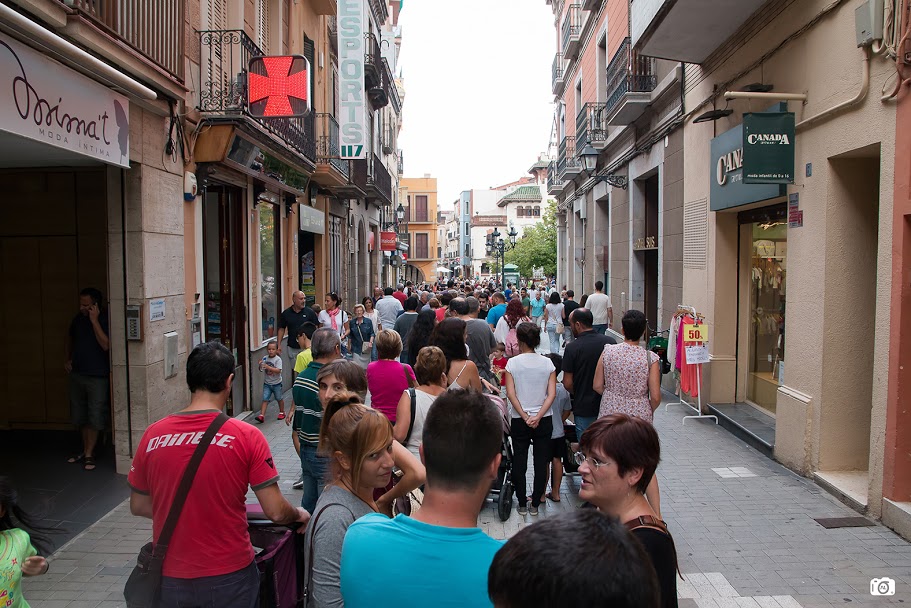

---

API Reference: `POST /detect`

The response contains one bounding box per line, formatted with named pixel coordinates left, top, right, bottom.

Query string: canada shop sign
left=742, top=112, right=795, bottom=184
left=0, top=33, right=129, bottom=168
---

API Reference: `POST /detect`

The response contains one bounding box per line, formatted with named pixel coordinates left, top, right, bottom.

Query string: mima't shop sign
left=0, top=32, right=130, bottom=168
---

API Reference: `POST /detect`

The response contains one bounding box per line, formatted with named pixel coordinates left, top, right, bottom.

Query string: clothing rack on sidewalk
left=666, top=304, right=718, bottom=425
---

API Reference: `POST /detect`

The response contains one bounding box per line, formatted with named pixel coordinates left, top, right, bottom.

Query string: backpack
left=505, top=326, right=520, bottom=357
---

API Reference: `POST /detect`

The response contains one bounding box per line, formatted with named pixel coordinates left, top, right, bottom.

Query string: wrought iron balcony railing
left=577, top=102, right=608, bottom=147
left=351, top=155, right=392, bottom=203
left=547, top=160, right=564, bottom=191
left=552, top=52, right=565, bottom=92
left=557, top=136, right=581, bottom=177
left=198, top=30, right=317, bottom=164
left=605, top=37, right=657, bottom=117
left=384, top=58, right=401, bottom=113
left=364, top=33, right=382, bottom=89
left=561, top=4, right=581, bottom=54
left=62, top=0, right=184, bottom=80
left=316, top=113, right=349, bottom=178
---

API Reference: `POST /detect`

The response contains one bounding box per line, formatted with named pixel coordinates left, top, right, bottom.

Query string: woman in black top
left=575, top=414, right=678, bottom=608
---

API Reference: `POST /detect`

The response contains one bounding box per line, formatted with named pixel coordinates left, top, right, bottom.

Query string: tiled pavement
left=23, top=392, right=911, bottom=606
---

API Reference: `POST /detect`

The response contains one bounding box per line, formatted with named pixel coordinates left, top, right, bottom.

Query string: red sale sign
left=380, top=232, right=397, bottom=251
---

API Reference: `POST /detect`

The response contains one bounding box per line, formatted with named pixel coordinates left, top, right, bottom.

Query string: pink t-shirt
left=367, top=360, right=416, bottom=422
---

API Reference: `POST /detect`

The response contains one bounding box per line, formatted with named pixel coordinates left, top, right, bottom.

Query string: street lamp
left=486, top=225, right=519, bottom=289
left=579, top=142, right=628, bottom=189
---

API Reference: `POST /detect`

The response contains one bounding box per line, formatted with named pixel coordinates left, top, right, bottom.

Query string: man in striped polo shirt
left=291, top=327, right=341, bottom=512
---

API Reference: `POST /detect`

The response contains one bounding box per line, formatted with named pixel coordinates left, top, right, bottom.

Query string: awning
left=436, top=266, right=451, bottom=273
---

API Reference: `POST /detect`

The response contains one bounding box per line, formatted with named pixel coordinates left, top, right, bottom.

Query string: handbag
left=556, top=321, right=565, bottom=334
left=401, top=363, right=416, bottom=389
left=124, top=412, right=229, bottom=608
left=355, top=322, right=370, bottom=355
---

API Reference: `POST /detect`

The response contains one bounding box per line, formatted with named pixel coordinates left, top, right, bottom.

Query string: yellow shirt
left=294, top=348, right=313, bottom=375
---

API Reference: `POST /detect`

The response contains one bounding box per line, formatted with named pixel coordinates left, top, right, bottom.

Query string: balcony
left=631, top=0, right=768, bottom=63
left=383, top=58, right=401, bottom=113
left=198, top=30, right=317, bottom=166
left=364, top=33, right=383, bottom=90
left=552, top=53, right=565, bottom=95
left=351, top=155, right=393, bottom=205
left=397, top=149, right=404, bottom=175
left=314, top=113, right=349, bottom=187
left=547, top=160, right=565, bottom=194
left=561, top=4, right=582, bottom=58
left=62, top=0, right=184, bottom=80
left=557, top=137, right=581, bottom=180
left=577, top=102, right=608, bottom=151
left=605, top=38, right=657, bottom=126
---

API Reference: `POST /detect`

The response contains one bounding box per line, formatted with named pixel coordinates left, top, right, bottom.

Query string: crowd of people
left=0, top=277, right=680, bottom=608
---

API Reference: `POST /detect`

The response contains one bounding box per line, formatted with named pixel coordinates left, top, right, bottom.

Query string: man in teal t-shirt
left=530, top=291, right=546, bottom=327
left=340, top=391, right=504, bottom=607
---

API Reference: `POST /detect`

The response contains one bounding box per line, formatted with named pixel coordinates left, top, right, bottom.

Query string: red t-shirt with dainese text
left=128, top=410, right=279, bottom=578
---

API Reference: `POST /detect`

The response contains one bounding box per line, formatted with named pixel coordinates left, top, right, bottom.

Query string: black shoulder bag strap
left=304, top=503, right=355, bottom=605
left=154, top=412, right=230, bottom=559
left=403, top=388, right=417, bottom=445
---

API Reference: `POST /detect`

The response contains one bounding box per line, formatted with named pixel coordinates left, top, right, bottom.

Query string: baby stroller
left=246, top=504, right=305, bottom=608
left=486, top=393, right=515, bottom=522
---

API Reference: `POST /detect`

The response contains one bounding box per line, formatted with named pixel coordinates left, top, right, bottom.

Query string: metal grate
left=813, top=517, right=875, bottom=529
left=683, top=198, right=708, bottom=269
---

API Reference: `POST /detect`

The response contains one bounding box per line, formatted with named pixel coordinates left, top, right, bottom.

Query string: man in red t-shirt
left=129, top=341, right=309, bottom=607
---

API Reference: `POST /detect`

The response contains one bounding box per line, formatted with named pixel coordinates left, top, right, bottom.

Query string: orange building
left=399, top=175, right=439, bottom=284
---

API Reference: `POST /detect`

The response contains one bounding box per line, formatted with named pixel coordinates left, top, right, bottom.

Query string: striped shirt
left=293, top=361, right=325, bottom=445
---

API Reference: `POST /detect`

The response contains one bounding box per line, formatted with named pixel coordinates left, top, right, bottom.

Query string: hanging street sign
left=742, top=112, right=795, bottom=184
left=338, top=0, right=367, bottom=159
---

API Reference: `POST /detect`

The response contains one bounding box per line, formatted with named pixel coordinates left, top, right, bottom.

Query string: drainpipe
left=795, top=47, right=871, bottom=129
left=120, top=170, right=133, bottom=457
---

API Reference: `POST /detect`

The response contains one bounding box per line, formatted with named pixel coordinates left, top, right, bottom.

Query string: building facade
left=548, top=0, right=685, bottom=341
left=887, top=21, right=911, bottom=538
left=0, top=0, right=407, bottom=490
left=399, top=174, right=438, bottom=283
left=628, top=0, right=905, bottom=536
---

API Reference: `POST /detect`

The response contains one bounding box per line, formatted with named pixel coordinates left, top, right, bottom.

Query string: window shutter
left=206, top=0, right=226, bottom=30
left=257, top=0, right=271, bottom=52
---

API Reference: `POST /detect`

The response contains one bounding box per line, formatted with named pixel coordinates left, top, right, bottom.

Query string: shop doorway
left=739, top=204, right=787, bottom=415
left=203, top=185, right=247, bottom=415
left=0, top=169, right=125, bottom=551
left=299, top=230, right=317, bottom=307
left=638, top=173, right=659, bottom=329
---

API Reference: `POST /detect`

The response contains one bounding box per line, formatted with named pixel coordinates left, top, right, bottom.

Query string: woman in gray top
left=304, top=393, right=395, bottom=607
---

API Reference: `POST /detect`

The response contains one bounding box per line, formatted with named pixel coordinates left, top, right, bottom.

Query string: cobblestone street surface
left=24, top=393, right=911, bottom=607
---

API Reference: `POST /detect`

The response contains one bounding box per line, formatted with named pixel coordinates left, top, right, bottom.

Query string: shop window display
left=747, top=221, right=786, bottom=413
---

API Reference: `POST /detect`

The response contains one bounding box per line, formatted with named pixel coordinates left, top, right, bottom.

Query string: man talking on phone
left=65, top=287, right=110, bottom=471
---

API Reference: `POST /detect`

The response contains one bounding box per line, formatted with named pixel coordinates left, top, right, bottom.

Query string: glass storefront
left=742, top=205, right=787, bottom=414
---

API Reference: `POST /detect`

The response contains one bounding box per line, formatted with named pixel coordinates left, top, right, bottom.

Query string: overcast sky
left=397, top=1, right=556, bottom=210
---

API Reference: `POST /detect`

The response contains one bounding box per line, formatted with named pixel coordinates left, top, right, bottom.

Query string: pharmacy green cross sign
left=742, top=112, right=796, bottom=184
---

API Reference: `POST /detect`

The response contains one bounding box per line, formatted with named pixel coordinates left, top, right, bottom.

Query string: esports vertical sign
left=338, top=0, right=366, bottom=159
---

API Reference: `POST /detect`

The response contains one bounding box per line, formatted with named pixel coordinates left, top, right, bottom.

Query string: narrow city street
left=22, top=391, right=911, bottom=607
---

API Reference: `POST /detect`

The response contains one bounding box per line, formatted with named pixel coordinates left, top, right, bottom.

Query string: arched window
left=534, top=206, right=541, bottom=216
left=517, top=207, right=524, bottom=217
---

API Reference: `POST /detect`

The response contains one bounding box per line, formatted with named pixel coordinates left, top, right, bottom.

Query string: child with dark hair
left=541, top=353, right=572, bottom=503
left=0, top=476, right=53, bottom=607
left=488, top=510, right=660, bottom=608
